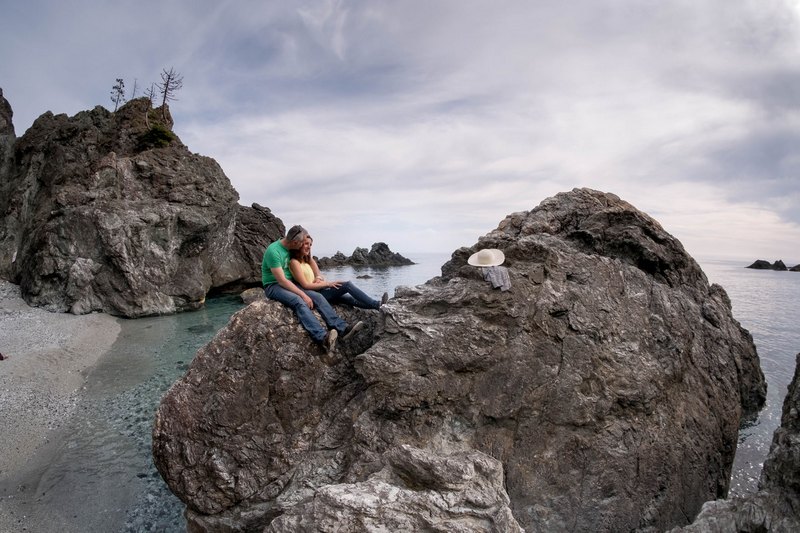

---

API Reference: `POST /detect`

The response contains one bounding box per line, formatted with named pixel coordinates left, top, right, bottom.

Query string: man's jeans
left=319, top=281, right=380, bottom=310
left=264, top=283, right=348, bottom=342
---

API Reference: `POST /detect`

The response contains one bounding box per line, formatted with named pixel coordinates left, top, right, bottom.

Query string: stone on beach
left=153, top=188, right=766, bottom=532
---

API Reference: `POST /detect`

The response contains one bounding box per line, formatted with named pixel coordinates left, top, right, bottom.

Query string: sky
left=1, top=0, right=799, bottom=263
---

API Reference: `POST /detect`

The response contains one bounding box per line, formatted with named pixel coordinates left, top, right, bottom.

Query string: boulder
left=791, top=264, right=800, bottom=272
left=0, top=97, right=282, bottom=316
left=240, top=287, right=265, bottom=305
left=673, top=354, right=800, bottom=532
left=317, top=242, right=414, bottom=268
left=153, top=188, right=766, bottom=532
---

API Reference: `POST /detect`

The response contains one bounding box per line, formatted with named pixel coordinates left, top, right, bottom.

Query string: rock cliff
left=152, top=188, right=766, bottom=532
left=0, top=94, right=283, bottom=317
left=316, top=242, right=414, bottom=268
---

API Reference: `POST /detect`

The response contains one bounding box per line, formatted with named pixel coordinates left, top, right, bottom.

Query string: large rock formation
left=153, top=189, right=766, bottom=532
left=0, top=94, right=283, bottom=317
left=316, top=242, right=414, bottom=268
left=674, top=353, right=800, bottom=532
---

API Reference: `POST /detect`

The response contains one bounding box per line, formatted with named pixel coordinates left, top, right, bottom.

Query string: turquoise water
left=3, top=255, right=797, bottom=531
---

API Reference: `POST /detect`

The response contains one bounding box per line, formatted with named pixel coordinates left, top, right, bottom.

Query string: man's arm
left=271, top=266, right=314, bottom=308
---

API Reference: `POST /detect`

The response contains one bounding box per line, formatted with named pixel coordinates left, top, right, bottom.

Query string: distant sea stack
left=746, top=259, right=798, bottom=271
left=0, top=92, right=283, bottom=317
left=316, top=242, right=414, bottom=268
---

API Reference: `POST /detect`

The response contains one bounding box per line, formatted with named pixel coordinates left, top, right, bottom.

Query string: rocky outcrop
left=153, top=188, right=766, bottom=532
left=316, top=242, right=414, bottom=268
left=0, top=89, right=14, bottom=183
left=674, top=353, right=800, bottom=532
left=746, top=259, right=791, bottom=271
left=0, top=96, right=282, bottom=317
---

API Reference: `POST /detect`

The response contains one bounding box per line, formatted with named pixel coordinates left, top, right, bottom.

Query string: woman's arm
left=311, top=257, right=324, bottom=280
left=310, top=258, right=342, bottom=287
left=290, top=259, right=330, bottom=290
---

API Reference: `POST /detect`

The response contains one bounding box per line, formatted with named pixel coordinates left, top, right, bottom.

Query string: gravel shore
left=0, top=280, right=120, bottom=530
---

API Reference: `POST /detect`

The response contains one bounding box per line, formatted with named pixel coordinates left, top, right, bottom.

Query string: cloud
left=2, top=0, right=799, bottom=261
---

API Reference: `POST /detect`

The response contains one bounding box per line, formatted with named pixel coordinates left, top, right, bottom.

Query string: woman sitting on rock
left=289, top=236, right=388, bottom=310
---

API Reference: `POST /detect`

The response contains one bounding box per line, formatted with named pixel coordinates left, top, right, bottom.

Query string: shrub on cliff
left=137, top=123, right=176, bottom=151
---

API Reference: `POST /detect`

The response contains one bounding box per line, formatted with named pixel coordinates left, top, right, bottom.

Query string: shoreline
left=0, top=280, right=120, bottom=520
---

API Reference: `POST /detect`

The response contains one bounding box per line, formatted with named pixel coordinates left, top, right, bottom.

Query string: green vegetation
left=137, top=123, right=176, bottom=151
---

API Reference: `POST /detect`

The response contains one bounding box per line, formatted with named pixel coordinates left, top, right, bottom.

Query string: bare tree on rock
left=157, top=67, right=183, bottom=121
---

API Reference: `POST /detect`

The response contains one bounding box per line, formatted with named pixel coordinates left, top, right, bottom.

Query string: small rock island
left=316, top=242, right=414, bottom=268
left=746, top=259, right=800, bottom=271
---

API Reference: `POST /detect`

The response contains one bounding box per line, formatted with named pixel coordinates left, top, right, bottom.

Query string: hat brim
left=468, top=249, right=505, bottom=267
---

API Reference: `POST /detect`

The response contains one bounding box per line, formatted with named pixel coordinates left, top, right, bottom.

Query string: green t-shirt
left=262, top=240, right=292, bottom=285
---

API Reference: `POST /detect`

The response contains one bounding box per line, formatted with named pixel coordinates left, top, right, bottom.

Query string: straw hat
left=468, top=248, right=505, bottom=267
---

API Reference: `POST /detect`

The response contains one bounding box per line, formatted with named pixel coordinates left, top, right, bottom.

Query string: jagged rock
left=317, top=242, right=414, bottom=268
left=673, top=353, right=800, bottom=533
left=266, top=445, right=524, bottom=532
left=0, top=97, right=282, bottom=316
left=153, top=188, right=766, bottom=532
left=0, top=89, right=14, bottom=183
left=746, top=259, right=790, bottom=271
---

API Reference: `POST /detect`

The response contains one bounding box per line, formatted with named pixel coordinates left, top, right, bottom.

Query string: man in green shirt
left=262, top=225, right=363, bottom=363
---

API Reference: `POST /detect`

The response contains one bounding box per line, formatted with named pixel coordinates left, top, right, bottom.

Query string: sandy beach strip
left=0, top=280, right=121, bottom=479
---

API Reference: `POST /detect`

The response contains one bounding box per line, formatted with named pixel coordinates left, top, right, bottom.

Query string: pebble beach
left=0, top=281, right=121, bottom=532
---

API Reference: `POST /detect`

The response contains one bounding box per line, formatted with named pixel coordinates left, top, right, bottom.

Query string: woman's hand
left=327, top=280, right=342, bottom=289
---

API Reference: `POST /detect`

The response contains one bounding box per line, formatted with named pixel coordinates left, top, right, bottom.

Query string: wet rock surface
left=0, top=96, right=282, bottom=317
left=316, top=242, right=414, bottom=268
left=153, top=188, right=766, bottom=532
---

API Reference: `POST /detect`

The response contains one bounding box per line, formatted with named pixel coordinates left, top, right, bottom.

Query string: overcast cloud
left=1, top=0, right=799, bottom=262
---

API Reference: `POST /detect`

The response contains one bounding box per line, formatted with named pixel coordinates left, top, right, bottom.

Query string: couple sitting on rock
left=262, top=225, right=388, bottom=364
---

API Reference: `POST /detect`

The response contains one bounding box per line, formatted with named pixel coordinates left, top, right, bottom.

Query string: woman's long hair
left=290, top=236, right=313, bottom=264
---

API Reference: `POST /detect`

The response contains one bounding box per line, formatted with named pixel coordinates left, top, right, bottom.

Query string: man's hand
left=302, top=293, right=314, bottom=309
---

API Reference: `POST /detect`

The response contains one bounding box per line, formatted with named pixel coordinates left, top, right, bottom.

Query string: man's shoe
left=381, top=292, right=389, bottom=306
left=323, top=329, right=338, bottom=354
left=341, top=321, right=364, bottom=342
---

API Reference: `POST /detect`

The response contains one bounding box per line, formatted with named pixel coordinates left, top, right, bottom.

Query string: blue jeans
left=319, top=281, right=380, bottom=310
left=264, top=283, right=348, bottom=342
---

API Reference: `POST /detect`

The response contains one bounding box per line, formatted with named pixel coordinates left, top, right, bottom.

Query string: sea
left=1, top=254, right=797, bottom=532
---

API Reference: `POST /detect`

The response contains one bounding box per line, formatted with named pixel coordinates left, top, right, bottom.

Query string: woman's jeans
left=264, top=283, right=348, bottom=342
left=319, top=281, right=380, bottom=310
